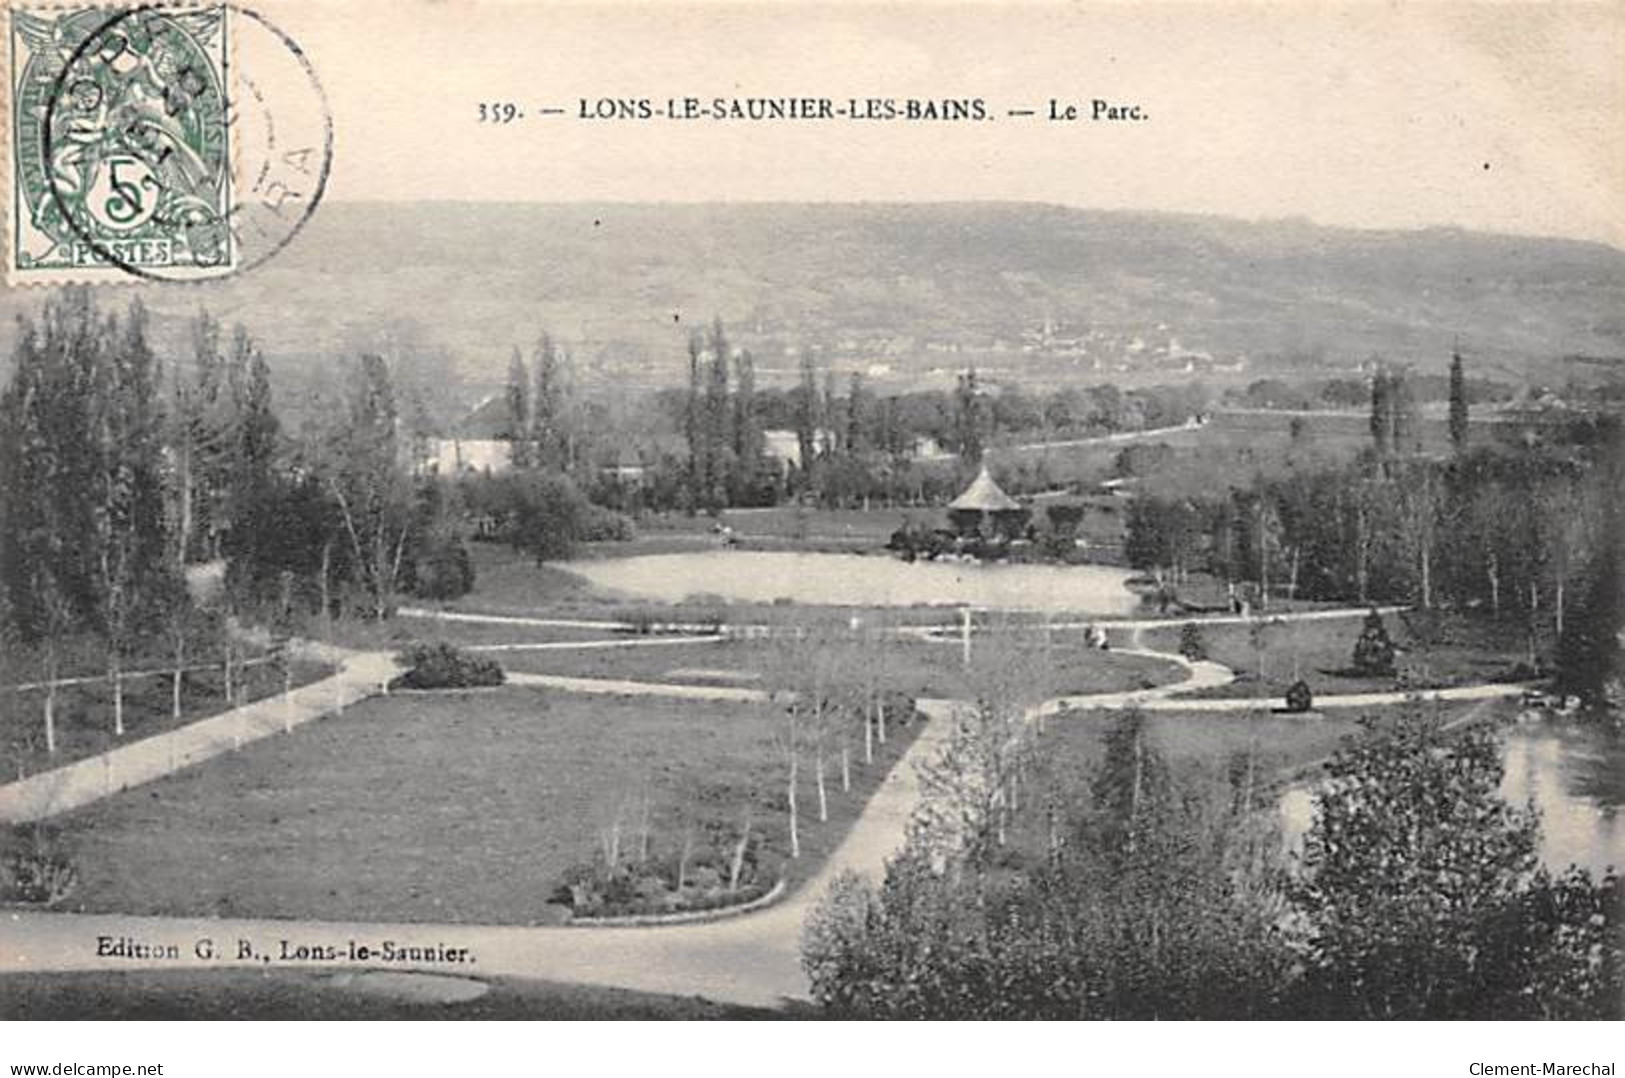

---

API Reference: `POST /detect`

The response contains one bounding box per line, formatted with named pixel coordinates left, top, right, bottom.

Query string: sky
left=232, top=1, right=1624, bottom=248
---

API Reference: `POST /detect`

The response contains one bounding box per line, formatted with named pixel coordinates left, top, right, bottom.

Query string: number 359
left=478, top=102, right=521, bottom=123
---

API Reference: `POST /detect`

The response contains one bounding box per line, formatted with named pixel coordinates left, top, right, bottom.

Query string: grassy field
left=54, top=687, right=923, bottom=925
left=648, top=506, right=918, bottom=543
left=0, top=969, right=772, bottom=1020
left=1142, top=609, right=1544, bottom=699
left=495, top=633, right=1180, bottom=700
left=1040, top=696, right=1514, bottom=801
left=392, top=619, right=634, bottom=646
left=1043, top=707, right=1363, bottom=778
left=0, top=657, right=333, bottom=782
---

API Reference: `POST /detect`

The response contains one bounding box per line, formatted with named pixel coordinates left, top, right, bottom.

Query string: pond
left=564, top=551, right=1142, bottom=615
left=1281, top=721, right=1623, bottom=877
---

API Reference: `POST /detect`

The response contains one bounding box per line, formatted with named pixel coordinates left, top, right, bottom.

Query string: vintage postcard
left=0, top=0, right=1620, bottom=1044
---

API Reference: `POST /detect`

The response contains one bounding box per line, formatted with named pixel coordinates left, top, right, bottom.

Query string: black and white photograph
left=0, top=0, right=1620, bottom=1054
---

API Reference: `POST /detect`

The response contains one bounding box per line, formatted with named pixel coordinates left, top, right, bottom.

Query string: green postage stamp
left=7, top=5, right=232, bottom=280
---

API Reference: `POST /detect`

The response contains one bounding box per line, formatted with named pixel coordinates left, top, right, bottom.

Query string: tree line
left=646, top=320, right=1213, bottom=513
left=803, top=700, right=1622, bottom=1019
left=0, top=291, right=624, bottom=756
left=1124, top=363, right=1621, bottom=708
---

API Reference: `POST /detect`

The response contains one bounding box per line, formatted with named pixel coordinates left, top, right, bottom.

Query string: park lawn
left=324, top=617, right=635, bottom=654
left=1043, top=695, right=1511, bottom=791
left=53, top=687, right=924, bottom=925
left=0, top=657, right=332, bottom=784
left=495, top=634, right=1181, bottom=700
left=0, top=969, right=772, bottom=1020
left=394, top=619, right=635, bottom=646
left=710, top=506, right=922, bottom=542
left=1142, top=610, right=1544, bottom=700
left=1044, top=707, right=1366, bottom=780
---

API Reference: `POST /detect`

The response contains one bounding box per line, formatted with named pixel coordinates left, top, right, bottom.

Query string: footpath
left=0, top=646, right=398, bottom=826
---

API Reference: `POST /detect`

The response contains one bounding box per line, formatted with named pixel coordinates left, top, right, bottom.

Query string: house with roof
left=421, top=396, right=517, bottom=475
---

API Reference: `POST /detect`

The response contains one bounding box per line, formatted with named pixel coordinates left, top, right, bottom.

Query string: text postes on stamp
left=10, top=5, right=232, bottom=279
left=7, top=3, right=332, bottom=285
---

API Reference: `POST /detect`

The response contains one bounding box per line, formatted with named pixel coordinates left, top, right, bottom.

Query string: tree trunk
left=111, top=654, right=124, bottom=737
left=815, top=746, right=828, bottom=823
left=1488, top=555, right=1501, bottom=614
left=1420, top=542, right=1433, bottom=609
left=172, top=632, right=186, bottom=720
left=1555, top=577, right=1565, bottom=637
left=637, top=793, right=651, bottom=864
left=43, top=645, right=58, bottom=756
left=319, top=539, right=333, bottom=633
left=1355, top=504, right=1370, bottom=603
left=1257, top=503, right=1269, bottom=607
left=176, top=437, right=193, bottom=570
left=876, top=699, right=887, bottom=745
left=1528, top=581, right=1540, bottom=667
left=863, top=696, right=874, bottom=764
left=603, top=812, right=621, bottom=872
left=283, top=661, right=295, bottom=733
left=728, top=812, right=752, bottom=891
left=677, top=826, right=693, bottom=891
left=840, top=740, right=851, bottom=792
left=787, top=755, right=801, bottom=858
left=223, top=639, right=234, bottom=705
left=1128, top=727, right=1143, bottom=853
left=1047, top=800, right=1062, bottom=867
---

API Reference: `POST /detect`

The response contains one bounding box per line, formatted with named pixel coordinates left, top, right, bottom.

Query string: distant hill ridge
left=3, top=202, right=1621, bottom=389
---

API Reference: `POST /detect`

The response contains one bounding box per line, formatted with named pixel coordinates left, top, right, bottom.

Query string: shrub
left=1178, top=622, right=1207, bottom=662
left=1351, top=609, right=1397, bottom=677
left=390, top=642, right=504, bottom=690
left=1, top=825, right=77, bottom=905
left=691, top=607, right=726, bottom=635
left=578, top=503, right=635, bottom=543
left=1284, top=679, right=1313, bottom=713
left=411, top=533, right=475, bottom=600
left=621, top=608, right=659, bottom=635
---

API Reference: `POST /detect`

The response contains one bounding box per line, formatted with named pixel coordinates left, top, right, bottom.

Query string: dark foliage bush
left=410, top=533, right=475, bottom=600
left=390, top=642, right=504, bottom=690
left=1178, top=622, right=1207, bottom=662
left=578, top=504, right=635, bottom=543
left=1, top=825, right=77, bottom=905
left=1351, top=609, right=1397, bottom=677
left=1284, top=679, right=1313, bottom=713
left=553, top=847, right=776, bottom=919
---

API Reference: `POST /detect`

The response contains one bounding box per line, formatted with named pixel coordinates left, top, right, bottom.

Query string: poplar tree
left=731, top=347, right=762, bottom=501
left=685, top=331, right=703, bottom=510
left=532, top=334, right=567, bottom=471
left=505, top=347, right=531, bottom=469
left=703, top=319, right=732, bottom=510
left=795, top=350, right=819, bottom=488
left=324, top=354, right=412, bottom=620
left=222, top=331, right=283, bottom=602
left=1448, top=348, right=1469, bottom=453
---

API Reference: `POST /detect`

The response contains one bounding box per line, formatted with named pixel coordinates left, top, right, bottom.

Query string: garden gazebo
left=947, top=466, right=1028, bottom=539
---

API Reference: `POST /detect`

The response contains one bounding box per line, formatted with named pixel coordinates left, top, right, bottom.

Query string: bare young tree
left=728, top=804, right=753, bottom=892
